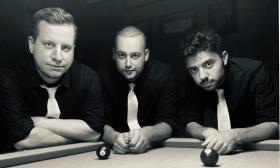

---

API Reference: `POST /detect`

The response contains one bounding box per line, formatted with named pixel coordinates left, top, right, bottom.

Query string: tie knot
left=216, top=89, right=225, bottom=99
left=129, top=83, right=135, bottom=91
left=41, top=85, right=58, bottom=98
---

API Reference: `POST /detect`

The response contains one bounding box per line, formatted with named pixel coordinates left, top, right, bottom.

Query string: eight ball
left=96, top=144, right=111, bottom=160
left=200, top=148, right=219, bottom=166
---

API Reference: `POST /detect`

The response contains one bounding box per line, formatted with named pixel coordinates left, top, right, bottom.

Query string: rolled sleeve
left=156, top=69, right=178, bottom=134
left=6, top=119, right=34, bottom=144
left=252, top=64, right=279, bottom=123
left=176, top=72, right=204, bottom=127
left=0, top=70, right=34, bottom=144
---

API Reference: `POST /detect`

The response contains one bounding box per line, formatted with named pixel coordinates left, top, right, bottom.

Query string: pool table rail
left=164, top=138, right=279, bottom=151
left=0, top=138, right=278, bottom=167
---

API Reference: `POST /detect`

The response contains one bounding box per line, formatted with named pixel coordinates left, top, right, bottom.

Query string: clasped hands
left=113, top=129, right=151, bottom=154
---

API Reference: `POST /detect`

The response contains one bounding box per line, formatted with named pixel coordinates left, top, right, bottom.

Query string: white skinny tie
left=127, top=83, right=141, bottom=129
left=41, top=85, right=61, bottom=119
left=216, top=89, right=231, bottom=131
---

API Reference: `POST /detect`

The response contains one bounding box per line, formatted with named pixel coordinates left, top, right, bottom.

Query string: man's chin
left=37, top=68, right=65, bottom=84
left=47, top=72, right=64, bottom=79
left=44, top=73, right=64, bottom=81
left=201, top=85, right=216, bottom=91
left=121, top=73, right=136, bottom=81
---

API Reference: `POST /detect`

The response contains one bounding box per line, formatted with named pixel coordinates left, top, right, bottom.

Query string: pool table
left=0, top=138, right=279, bottom=168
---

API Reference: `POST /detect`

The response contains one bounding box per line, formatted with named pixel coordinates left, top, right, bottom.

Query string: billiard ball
left=96, top=144, right=111, bottom=160
left=200, top=148, right=219, bottom=166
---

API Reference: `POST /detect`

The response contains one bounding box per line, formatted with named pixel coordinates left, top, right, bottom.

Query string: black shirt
left=179, top=58, right=278, bottom=129
left=98, top=59, right=177, bottom=133
left=0, top=58, right=104, bottom=148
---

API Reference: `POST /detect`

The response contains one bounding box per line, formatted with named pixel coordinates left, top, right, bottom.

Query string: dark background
left=0, top=0, right=278, bottom=91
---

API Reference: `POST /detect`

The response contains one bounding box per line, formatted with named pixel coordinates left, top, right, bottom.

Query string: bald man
left=98, top=26, right=177, bottom=154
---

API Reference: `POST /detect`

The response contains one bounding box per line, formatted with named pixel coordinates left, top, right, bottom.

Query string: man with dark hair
left=178, top=28, right=278, bottom=154
left=0, top=7, right=104, bottom=152
left=99, top=26, right=177, bottom=154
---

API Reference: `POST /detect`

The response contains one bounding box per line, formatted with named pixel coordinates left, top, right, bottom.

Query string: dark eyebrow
left=202, top=59, right=215, bottom=65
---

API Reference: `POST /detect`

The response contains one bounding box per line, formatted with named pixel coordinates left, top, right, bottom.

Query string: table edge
left=0, top=138, right=278, bottom=167
left=0, top=142, right=103, bottom=167
left=164, top=138, right=280, bottom=151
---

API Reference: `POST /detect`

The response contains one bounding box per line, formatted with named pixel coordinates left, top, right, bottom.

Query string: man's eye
left=131, top=54, right=141, bottom=59
left=43, top=42, right=54, bottom=48
left=117, top=53, right=126, bottom=59
left=205, top=61, right=214, bottom=68
left=189, top=68, right=198, bottom=74
left=62, top=45, right=72, bottom=52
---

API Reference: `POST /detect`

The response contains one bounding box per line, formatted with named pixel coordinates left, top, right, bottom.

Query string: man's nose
left=52, top=46, right=63, bottom=63
left=125, top=57, right=132, bottom=68
left=199, top=69, right=208, bottom=80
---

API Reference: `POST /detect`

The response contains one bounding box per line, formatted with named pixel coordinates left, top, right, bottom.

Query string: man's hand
left=128, top=129, right=151, bottom=154
left=202, top=127, right=218, bottom=139
left=113, top=132, right=130, bottom=154
left=201, top=130, right=239, bottom=154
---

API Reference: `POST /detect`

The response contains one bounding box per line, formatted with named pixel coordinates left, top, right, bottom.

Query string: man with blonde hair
left=0, top=7, right=104, bottom=152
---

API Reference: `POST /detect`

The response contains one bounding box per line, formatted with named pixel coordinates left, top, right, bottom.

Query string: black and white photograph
left=0, top=0, right=278, bottom=167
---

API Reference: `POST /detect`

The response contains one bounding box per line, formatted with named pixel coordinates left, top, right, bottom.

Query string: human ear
left=144, top=49, right=150, bottom=62
left=28, top=36, right=35, bottom=54
left=222, top=51, right=228, bottom=65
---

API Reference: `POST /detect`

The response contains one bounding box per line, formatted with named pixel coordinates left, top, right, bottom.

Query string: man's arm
left=187, top=122, right=218, bottom=140
left=187, top=121, right=279, bottom=154
left=32, top=117, right=101, bottom=142
left=141, top=122, right=172, bottom=142
left=128, top=122, right=172, bottom=153
left=76, top=69, right=104, bottom=140
left=202, top=122, right=279, bottom=154
left=154, top=66, right=177, bottom=136
left=102, top=125, right=120, bottom=145
left=228, top=122, right=279, bottom=143
left=14, top=127, right=76, bottom=150
left=0, top=71, right=76, bottom=151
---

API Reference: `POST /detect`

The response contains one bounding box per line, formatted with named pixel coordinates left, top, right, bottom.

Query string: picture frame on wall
left=208, top=0, right=236, bottom=35
left=160, top=10, right=196, bottom=39
left=123, top=0, right=161, bottom=9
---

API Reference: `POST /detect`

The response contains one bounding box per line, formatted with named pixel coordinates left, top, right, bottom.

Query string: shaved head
left=115, top=26, right=146, bottom=49
left=113, top=26, right=150, bottom=81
